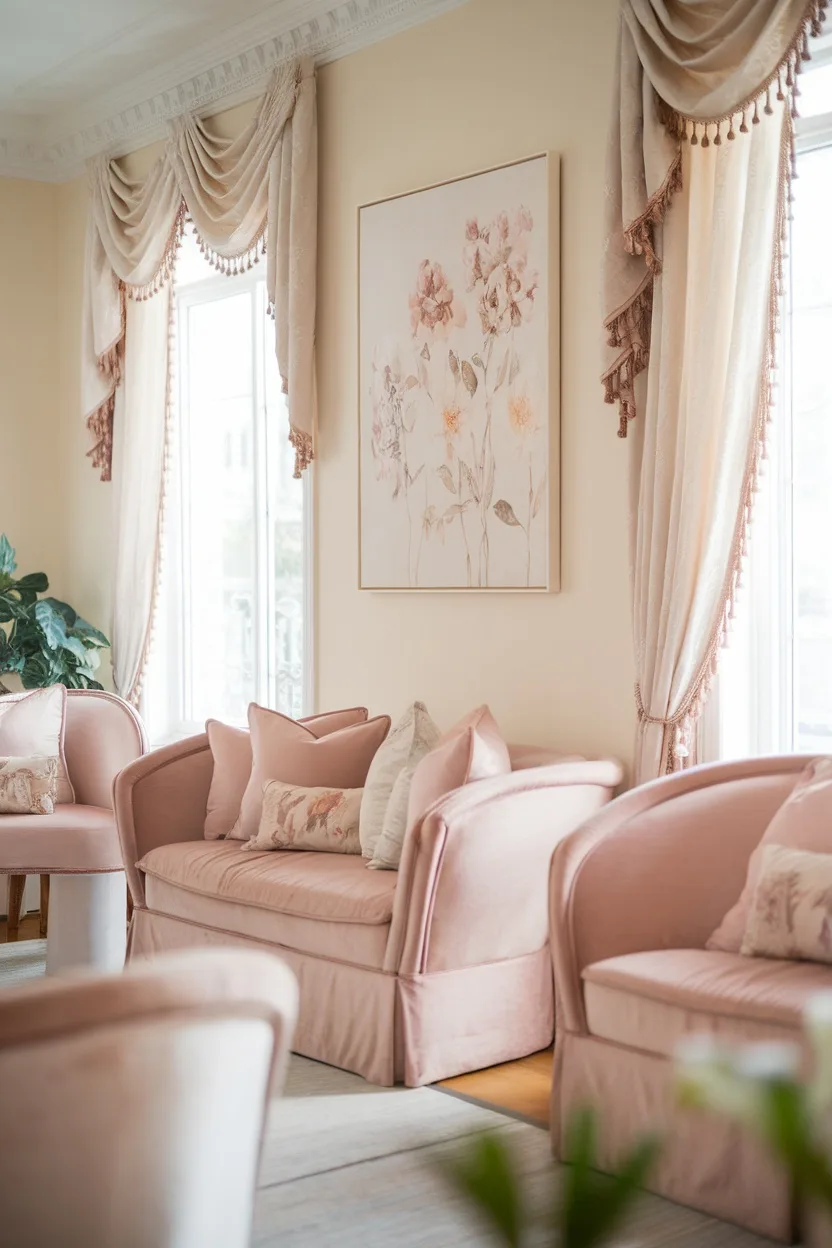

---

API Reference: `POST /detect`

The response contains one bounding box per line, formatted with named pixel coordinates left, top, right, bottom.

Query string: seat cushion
left=0, top=805, right=120, bottom=873
left=582, top=948, right=832, bottom=1058
left=139, top=841, right=397, bottom=969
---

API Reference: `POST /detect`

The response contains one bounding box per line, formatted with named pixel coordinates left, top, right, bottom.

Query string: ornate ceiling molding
left=0, top=0, right=467, bottom=182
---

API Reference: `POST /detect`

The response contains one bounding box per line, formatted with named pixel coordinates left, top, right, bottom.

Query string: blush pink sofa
left=114, top=736, right=622, bottom=1086
left=550, top=754, right=832, bottom=1243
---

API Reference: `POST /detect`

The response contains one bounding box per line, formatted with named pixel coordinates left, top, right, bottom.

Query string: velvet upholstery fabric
left=203, top=707, right=369, bottom=841
left=550, top=755, right=826, bottom=1242
left=0, top=948, right=297, bottom=1248
left=118, top=732, right=622, bottom=1085
left=0, top=690, right=146, bottom=876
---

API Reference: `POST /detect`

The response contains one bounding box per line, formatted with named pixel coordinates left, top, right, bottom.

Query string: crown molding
left=0, top=0, right=468, bottom=183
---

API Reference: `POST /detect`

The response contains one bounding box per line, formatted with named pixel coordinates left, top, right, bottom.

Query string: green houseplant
left=0, top=534, right=110, bottom=693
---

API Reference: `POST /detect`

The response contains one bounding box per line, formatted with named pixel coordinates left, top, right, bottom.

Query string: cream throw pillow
left=741, top=843, right=832, bottom=963
left=0, top=756, right=59, bottom=815
left=359, top=701, right=440, bottom=859
left=369, top=704, right=510, bottom=871
left=245, top=780, right=363, bottom=854
left=0, top=686, right=73, bottom=805
left=708, top=756, right=832, bottom=953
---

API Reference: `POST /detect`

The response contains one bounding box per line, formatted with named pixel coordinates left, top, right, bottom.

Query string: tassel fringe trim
left=636, top=109, right=795, bottom=773
left=608, top=0, right=825, bottom=441
left=289, top=425, right=314, bottom=479
left=85, top=394, right=116, bottom=483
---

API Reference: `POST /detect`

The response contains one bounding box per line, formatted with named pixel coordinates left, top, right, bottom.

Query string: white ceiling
left=0, top=0, right=467, bottom=180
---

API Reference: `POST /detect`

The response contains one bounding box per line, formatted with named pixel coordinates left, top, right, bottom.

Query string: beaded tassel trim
left=606, top=0, right=827, bottom=443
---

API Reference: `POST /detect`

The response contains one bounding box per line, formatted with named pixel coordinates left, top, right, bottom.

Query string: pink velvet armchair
left=550, top=754, right=832, bottom=1243
left=0, top=948, right=297, bottom=1247
left=1, top=689, right=146, bottom=973
left=115, top=736, right=622, bottom=1086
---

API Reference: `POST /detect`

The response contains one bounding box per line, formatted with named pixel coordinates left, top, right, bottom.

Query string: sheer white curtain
left=603, top=0, right=827, bottom=781
left=81, top=58, right=317, bottom=704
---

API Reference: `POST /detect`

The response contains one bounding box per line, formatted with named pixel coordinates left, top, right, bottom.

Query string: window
left=715, top=42, right=832, bottom=759
left=144, top=227, right=310, bottom=744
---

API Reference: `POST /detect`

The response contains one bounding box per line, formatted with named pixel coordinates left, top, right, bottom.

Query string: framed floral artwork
left=359, top=153, right=559, bottom=591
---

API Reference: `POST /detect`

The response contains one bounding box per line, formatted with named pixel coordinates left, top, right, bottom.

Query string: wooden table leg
left=39, top=874, right=50, bottom=938
left=7, top=874, right=25, bottom=942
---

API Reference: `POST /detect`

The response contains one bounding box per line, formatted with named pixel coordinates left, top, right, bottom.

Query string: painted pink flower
left=478, top=255, right=539, bottom=337
left=409, top=260, right=466, bottom=340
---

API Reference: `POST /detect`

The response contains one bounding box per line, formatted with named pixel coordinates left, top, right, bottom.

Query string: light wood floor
left=437, top=1048, right=553, bottom=1126
left=0, top=914, right=41, bottom=943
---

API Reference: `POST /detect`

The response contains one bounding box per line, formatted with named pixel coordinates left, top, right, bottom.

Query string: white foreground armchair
left=0, top=948, right=298, bottom=1248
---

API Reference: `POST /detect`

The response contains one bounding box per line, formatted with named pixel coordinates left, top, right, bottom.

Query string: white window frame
left=703, top=36, right=832, bottom=762
left=147, top=265, right=314, bottom=744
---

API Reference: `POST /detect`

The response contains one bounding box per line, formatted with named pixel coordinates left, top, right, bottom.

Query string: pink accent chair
left=115, top=737, right=622, bottom=1086
left=0, top=690, right=147, bottom=973
left=0, top=948, right=297, bottom=1248
left=550, top=755, right=832, bottom=1243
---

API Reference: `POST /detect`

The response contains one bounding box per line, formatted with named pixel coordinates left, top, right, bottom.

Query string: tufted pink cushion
left=0, top=686, right=74, bottom=805
left=708, top=756, right=832, bottom=954
left=230, top=707, right=391, bottom=842
left=204, top=707, right=369, bottom=841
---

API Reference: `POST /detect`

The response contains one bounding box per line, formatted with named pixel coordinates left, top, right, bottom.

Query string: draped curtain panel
left=81, top=58, right=317, bottom=704
left=603, top=0, right=827, bottom=782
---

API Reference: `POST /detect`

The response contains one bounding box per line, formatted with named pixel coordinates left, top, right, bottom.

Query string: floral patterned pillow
left=245, top=780, right=363, bottom=854
left=0, top=756, right=59, bottom=815
left=741, top=843, right=832, bottom=963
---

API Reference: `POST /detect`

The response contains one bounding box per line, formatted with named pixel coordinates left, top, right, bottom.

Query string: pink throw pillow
left=708, top=756, right=832, bottom=953
left=230, top=705, right=391, bottom=842
left=204, top=706, right=369, bottom=841
left=406, top=705, right=511, bottom=834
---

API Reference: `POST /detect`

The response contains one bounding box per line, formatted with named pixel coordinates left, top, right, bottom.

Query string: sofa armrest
left=385, top=759, right=623, bottom=975
left=550, top=755, right=813, bottom=1035
left=114, top=734, right=213, bottom=907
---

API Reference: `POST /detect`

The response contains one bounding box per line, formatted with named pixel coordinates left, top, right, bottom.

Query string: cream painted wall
left=0, top=180, right=66, bottom=592
left=314, top=0, right=634, bottom=767
left=41, top=0, right=634, bottom=770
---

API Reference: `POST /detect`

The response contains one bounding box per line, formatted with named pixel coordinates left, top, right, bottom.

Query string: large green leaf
left=34, top=600, right=70, bottom=652
left=0, top=535, right=16, bottom=578
left=0, top=596, right=31, bottom=624
left=15, top=572, right=49, bottom=595
left=70, top=615, right=110, bottom=648
left=42, top=598, right=76, bottom=629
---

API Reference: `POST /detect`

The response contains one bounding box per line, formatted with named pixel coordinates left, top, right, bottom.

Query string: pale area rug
left=0, top=942, right=773, bottom=1246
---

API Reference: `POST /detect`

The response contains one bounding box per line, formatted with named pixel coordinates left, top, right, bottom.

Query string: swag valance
left=83, top=57, right=317, bottom=707
left=83, top=56, right=317, bottom=481
left=602, top=0, right=826, bottom=782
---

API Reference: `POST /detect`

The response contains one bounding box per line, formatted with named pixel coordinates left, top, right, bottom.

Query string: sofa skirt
left=552, top=1031, right=793, bottom=1242
left=130, top=908, right=555, bottom=1089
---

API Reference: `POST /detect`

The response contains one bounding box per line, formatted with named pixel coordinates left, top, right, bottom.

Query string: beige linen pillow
left=359, top=701, right=441, bottom=859
left=230, top=706, right=391, bottom=842
left=245, top=780, right=363, bottom=854
left=708, top=756, right=832, bottom=953
left=369, top=704, right=511, bottom=871
left=741, top=843, right=832, bottom=963
left=0, top=756, right=59, bottom=815
left=0, top=686, right=73, bottom=805
left=204, top=707, right=369, bottom=841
